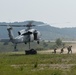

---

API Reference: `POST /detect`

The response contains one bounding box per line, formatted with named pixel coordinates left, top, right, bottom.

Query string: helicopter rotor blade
left=0, top=25, right=26, bottom=27
left=37, top=24, right=49, bottom=26
left=0, top=24, right=49, bottom=27
left=0, top=25, right=8, bottom=26
left=0, top=21, right=48, bottom=27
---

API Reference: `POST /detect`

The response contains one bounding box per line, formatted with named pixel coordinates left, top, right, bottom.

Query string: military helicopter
left=0, top=21, right=47, bottom=54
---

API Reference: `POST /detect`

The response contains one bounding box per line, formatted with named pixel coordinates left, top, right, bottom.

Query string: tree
left=55, top=38, right=62, bottom=46
left=43, top=42, right=48, bottom=48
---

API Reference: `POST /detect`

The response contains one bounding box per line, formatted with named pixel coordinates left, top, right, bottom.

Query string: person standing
left=67, top=46, right=72, bottom=54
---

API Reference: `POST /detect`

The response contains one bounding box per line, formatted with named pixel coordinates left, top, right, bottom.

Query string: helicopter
left=0, top=21, right=47, bottom=54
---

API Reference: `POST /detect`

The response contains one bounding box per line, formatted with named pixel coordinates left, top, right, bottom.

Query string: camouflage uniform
left=54, top=48, right=57, bottom=53
left=60, top=48, right=64, bottom=54
left=67, top=46, right=72, bottom=54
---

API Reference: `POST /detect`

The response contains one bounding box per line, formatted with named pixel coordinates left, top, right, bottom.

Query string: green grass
left=0, top=53, right=76, bottom=75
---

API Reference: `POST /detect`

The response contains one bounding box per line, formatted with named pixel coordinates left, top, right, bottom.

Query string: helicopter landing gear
left=13, top=44, right=18, bottom=51
left=37, top=41, right=39, bottom=44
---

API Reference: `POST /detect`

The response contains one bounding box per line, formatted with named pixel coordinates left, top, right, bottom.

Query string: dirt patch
left=38, top=43, right=76, bottom=54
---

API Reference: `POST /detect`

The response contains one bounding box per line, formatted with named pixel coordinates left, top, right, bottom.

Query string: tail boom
left=7, top=26, right=14, bottom=42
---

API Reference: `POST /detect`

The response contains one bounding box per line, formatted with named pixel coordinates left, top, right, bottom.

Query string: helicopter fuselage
left=9, top=28, right=41, bottom=44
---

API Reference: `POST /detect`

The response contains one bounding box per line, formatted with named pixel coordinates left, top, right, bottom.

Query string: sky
left=0, top=0, right=76, bottom=28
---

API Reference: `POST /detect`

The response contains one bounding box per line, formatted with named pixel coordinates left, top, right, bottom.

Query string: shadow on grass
left=9, top=54, right=26, bottom=56
left=9, top=53, right=37, bottom=56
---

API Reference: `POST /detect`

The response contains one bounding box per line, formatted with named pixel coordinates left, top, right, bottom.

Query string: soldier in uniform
left=54, top=48, right=57, bottom=54
left=67, top=46, right=72, bottom=54
left=60, top=47, right=64, bottom=54
left=52, top=48, right=57, bottom=54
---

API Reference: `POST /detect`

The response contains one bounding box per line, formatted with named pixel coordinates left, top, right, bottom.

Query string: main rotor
left=25, top=21, right=35, bottom=29
left=0, top=20, right=49, bottom=29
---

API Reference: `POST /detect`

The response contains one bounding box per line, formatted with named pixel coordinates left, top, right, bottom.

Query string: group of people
left=53, top=46, right=72, bottom=54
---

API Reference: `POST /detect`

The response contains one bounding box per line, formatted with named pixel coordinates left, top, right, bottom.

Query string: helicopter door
left=34, top=32, right=37, bottom=40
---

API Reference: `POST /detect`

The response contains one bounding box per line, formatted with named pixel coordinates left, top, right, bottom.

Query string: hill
left=0, top=20, right=76, bottom=41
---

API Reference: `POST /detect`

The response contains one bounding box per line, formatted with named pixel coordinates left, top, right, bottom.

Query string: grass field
left=0, top=52, right=76, bottom=75
left=0, top=42, right=76, bottom=75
